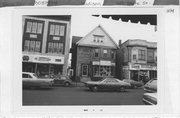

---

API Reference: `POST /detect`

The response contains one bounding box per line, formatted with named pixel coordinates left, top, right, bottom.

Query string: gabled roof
left=76, top=25, right=119, bottom=49
left=72, top=36, right=82, bottom=45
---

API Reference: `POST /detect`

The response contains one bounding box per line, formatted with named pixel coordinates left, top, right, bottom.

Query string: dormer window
left=93, top=35, right=104, bottom=43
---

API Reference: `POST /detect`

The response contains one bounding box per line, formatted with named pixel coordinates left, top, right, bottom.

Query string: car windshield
left=33, top=73, right=39, bottom=78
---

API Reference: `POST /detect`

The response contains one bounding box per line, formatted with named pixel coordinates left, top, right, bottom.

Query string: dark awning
left=92, top=15, right=157, bottom=25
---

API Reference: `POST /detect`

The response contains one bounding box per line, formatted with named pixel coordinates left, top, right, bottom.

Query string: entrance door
left=23, top=62, right=35, bottom=73
left=131, top=70, right=139, bottom=81
left=37, top=64, right=49, bottom=77
left=81, top=64, right=88, bottom=76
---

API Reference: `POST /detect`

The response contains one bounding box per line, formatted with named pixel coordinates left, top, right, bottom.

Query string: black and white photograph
left=0, top=5, right=180, bottom=116
left=22, top=13, right=158, bottom=106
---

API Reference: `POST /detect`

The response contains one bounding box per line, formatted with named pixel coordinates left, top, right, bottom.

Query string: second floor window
left=47, top=42, right=63, bottom=54
left=133, top=54, right=136, bottom=60
left=111, top=51, right=115, bottom=59
left=94, top=49, right=99, bottom=57
left=49, top=24, right=65, bottom=36
left=93, top=35, right=104, bottom=43
left=147, top=50, right=154, bottom=62
left=138, top=49, right=145, bottom=60
left=103, top=49, right=107, bottom=57
left=26, top=21, right=43, bottom=34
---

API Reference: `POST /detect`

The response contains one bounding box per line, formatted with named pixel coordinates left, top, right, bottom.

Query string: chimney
left=119, top=40, right=121, bottom=47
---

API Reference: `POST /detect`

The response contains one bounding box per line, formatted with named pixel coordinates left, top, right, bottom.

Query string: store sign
left=92, top=61, right=114, bottom=66
left=34, top=57, right=51, bottom=62
left=30, top=34, right=37, bottom=38
left=92, top=61, right=100, bottom=65
left=23, top=55, right=29, bottom=61
left=53, top=36, right=60, bottom=41
left=55, top=59, right=62, bottom=62
left=130, top=63, right=157, bottom=70
left=141, top=64, right=157, bottom=70
left=100, top=61, right=111, bottom=66
left=22, top=54, right=64, bottom=64
left=131, top=64, right=140, bottom=69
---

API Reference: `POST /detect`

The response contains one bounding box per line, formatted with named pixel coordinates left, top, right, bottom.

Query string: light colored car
left=85, top=78, right=131, bottom=92
left=22, top=72, right=54, bottom=89
left=144, top=78, right=157, bottom=92
left=142, top=92, right=157, bottom=105
left=123, top=79, right=143, bottom=88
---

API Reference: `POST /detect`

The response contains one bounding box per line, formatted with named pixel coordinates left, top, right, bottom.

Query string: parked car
left=142, top=92, right=157, bottom=105
left=144, top=78, right=157, bottom=92
left=22, top=72, right=54, bottom=89
left=85, top=78, right=131, bottom=92
left=53, top=76, right=72, bottom=87
left=123, top=79, right=143, bottom=88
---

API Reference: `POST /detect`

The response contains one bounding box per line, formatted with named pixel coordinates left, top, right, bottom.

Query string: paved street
left=23, top=86, right=145, bottom=105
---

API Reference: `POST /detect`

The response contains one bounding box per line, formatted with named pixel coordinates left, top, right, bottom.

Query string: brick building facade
left=70, top=25, right=119, bottom=82
left=119, top=39, right=157, bottom=81
left=22, top=15, right=71, bottom=77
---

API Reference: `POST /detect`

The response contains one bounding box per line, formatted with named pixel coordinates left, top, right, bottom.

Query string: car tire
left=134, top=85, right=137, bottom=89
left=92, top=86, right=98, bottom=92
left=64, top=82, right=70, bottom=87
left=131, top=85, right=137, bottom=89
left=120, top=86, right=125, bottom=92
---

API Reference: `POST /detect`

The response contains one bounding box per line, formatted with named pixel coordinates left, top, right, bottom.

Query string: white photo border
left=6, top=7, right=166, bottom=116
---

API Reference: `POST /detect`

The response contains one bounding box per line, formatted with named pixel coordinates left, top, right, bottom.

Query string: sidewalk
left=71, top=82, right=86, bottom=87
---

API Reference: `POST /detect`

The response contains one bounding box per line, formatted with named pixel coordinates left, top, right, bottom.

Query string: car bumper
left=142, top=93, right=157, bottom=105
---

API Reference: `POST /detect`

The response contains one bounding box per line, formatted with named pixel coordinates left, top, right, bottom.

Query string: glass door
left=82, top=64, right=88, bottom=76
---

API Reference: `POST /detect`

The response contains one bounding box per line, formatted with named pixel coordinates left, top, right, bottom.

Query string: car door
left=22, top=74, right=29, bottom=87
left=98, top=79, right=108, bottom=89
left=27, top=74, right=38, bottom=87
left=105, top=79, right=119, bottom=90
left=111, top=79, right=119, bottom=89
left=102, top=79, right=114, bottom=90
left=55, top=76, right=64, bottom=85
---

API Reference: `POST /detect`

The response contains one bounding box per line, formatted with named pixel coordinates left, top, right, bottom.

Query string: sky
left=70, top=14, right=158, bottom=45
left=68, top=14, right=158, bottom=65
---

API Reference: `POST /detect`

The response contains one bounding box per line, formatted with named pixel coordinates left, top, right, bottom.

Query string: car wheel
left=134, top=85, right=137, bottom=89
left=131, top=85, right=134, bottom=89
left=64, top=82, right=70, bottom=87
left=120, top=86, right=125, bottom=92
left=92, top=86, right=98, bottom=92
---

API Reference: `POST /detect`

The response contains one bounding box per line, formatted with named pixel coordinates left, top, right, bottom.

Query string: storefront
left=22, top=53, right=64, bottom=77
left=91, top=60, right=115, bottom=80
left=123, top=63, right=157, bottom=81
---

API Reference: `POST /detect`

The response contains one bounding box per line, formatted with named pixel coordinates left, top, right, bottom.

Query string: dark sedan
left=85, top=78, right=131, bottom=92
left=53, top=76, right=72, bottom=87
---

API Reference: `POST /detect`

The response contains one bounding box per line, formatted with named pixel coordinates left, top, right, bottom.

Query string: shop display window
left=93, top=65, right=113, bottom=77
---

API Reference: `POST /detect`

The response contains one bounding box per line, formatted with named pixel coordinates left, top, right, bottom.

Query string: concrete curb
left=71, top=82, right=86, bottom=87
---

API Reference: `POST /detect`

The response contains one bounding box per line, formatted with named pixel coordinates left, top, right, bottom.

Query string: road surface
left=23, top=86, right=145, bottom=105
